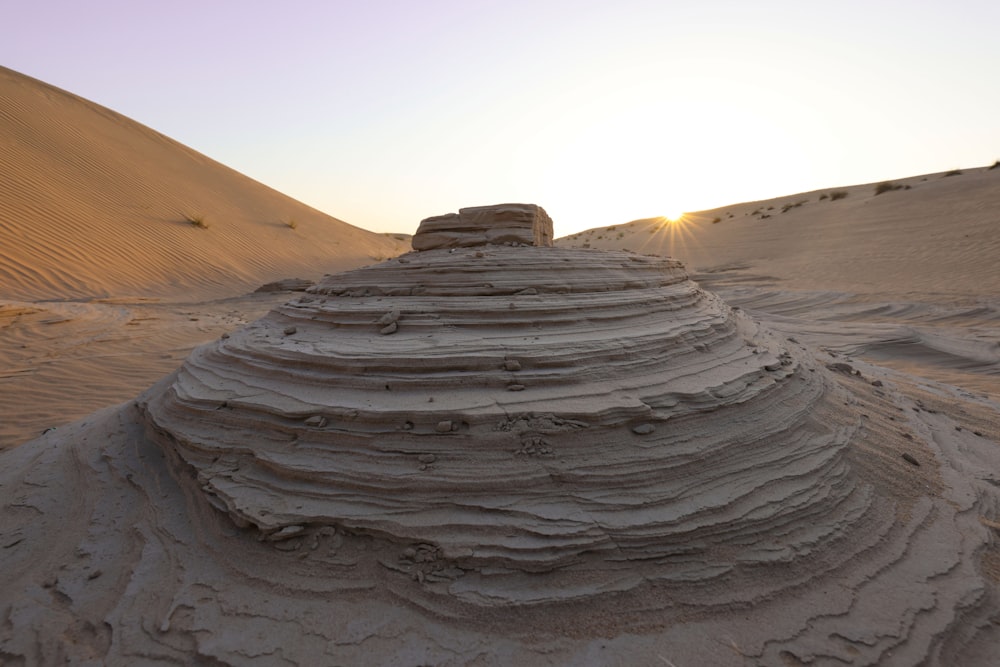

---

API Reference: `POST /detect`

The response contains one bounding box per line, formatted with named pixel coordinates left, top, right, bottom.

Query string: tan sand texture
left=2, top=204, right=1000, bottom=665
left=0, top=66, right=407, bottom=303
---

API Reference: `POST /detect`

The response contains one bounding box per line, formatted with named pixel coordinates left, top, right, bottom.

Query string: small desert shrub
left=285, top=218, right=298, bottom=230
left=712, top=217, right=721, bottom=224
left=780, top=200, right=808, bottom=213
left=944, top=169, right=963, bottom=177
left=829, top=190, right=849, bottom=201
left=766, top=206, right=774, bottom=210
left=751, top=208, right=762, bottom=216
left=874, top=182, right=904, bottom=195
left=185, top=214, right=208, bottom=229
left=989, top=160, right=1000, bottom=170
left=819, top=193, right=829, bottom=200
left=616, top=232, right=625, bottom=239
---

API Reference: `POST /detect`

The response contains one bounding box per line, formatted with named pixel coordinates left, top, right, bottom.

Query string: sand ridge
left=0, top=66, right=409, bottom=302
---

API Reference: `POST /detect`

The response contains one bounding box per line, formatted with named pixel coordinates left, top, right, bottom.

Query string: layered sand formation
left=2, top=205, right=999, bottom=664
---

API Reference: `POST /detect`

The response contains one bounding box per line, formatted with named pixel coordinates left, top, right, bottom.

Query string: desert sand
left=2, top=70, right=1000, bottom=666
left=0, top=66, right=409, bottom=448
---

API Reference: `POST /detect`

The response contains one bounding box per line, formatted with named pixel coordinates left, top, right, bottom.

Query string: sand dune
left=0, top=66, right=408, bottom=302
left=559, top=167, right=1000, bottom=299
left=2, top=206, right=999, bottom=664
left=0, top=66, right=410, bottom=446
left=559, top=169, right=1000, bottom=403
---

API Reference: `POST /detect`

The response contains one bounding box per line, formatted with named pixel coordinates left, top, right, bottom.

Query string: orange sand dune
left=0, top=66, right=408, bottom=302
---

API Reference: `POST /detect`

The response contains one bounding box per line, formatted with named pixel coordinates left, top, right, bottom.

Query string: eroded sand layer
left=2, top=246, right=999, bottom=664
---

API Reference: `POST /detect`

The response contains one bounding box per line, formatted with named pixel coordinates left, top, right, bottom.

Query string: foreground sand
left=0, top=243, right=1000, bottom=665
left=3, top=202, right=1000, bottom=664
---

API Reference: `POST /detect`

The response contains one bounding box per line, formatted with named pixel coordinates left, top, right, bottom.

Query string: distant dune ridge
left=0, top=66, right=407, bottom=302
left=558, top=166, right=1000, bottom=299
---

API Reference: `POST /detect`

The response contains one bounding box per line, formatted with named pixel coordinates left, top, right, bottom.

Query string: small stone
left=503, top=359, right=522, bottom=371
left=632, top=423, right=655, bottom=435
left=902, top=453, right=920, bottom=467
left=436, top=420, right=453, bottom=433
left=380, top=321, right=398, bottom=335
left=267, top=525, right=306, bottom=541
left=87, top=570, right=103, bottom=581
left=871, top=380, right=884, bottom=387
left=764, top=362, right=782, bottom=371
left=273, top=538, right=303, bottom=551
left=418, top=453, right=436, bottom=464
left=305, top=415, right=327, bottom=428
left=283, top=326, right=297, bottom=335
left=507, top=384, right=526, bottom=392
left=377, top=308, right=400, bottom=326
left=220, top=333, right=230, bottom=339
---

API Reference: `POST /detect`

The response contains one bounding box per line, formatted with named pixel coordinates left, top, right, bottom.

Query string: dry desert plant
left=185, top=213, right=209, bottom=229
left=829, top=190, right=849, bottom=200
left=874, top=182, right=904, bottom=195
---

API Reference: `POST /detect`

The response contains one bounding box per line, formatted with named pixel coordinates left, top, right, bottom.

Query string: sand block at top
left=412, top=203, right=554, bottom=250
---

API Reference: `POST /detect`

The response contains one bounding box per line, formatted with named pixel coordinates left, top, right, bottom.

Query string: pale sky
left=4, top=0, right=999, bottom=236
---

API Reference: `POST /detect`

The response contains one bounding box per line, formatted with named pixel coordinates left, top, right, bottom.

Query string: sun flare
left=663, top=211, right=685, bottom=223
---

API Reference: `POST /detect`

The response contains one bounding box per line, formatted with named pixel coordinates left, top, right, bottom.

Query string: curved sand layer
left=2, top=239, right=1000, bottom=663
left=0, top=66, right=407, bottom=302
left=142, top=246, right=865, bottom=590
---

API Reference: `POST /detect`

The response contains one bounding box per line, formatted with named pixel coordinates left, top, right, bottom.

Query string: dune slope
left=558, top=168, right=1000, bottom=299
left=0, top=66, right=407, bottom=302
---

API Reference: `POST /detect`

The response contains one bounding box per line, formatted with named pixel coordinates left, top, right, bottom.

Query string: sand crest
left=0, top=66, right=407, bottom=303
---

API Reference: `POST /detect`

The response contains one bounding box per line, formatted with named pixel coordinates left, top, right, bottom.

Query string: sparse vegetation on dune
left=285, top=218, right=298, bottom=230
left=874, top=182, right=905, bottom=195
left=988, top=160, right=999, bottom=170
left=944, top=169, right=963, bottom=177
left=780, top=200, right=808, bottom=213
left=185, top=213, right=209, bottom=229
left=829, top=190, right=849, bottom=201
